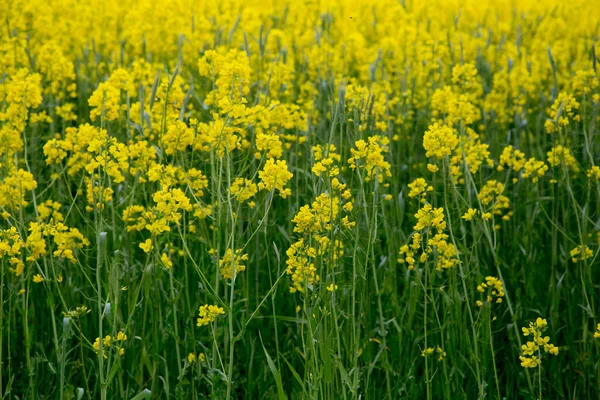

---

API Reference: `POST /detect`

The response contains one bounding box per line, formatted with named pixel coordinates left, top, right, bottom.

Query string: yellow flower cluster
left=398, top=204, right=458, bottom=271
left=0, top=70, right=43, bottom=158
left=519, top=318, right=559, bottom=368
left=0, top=227, right=24, bottom=276
left=461, top=208, right=479, bottom=222
left=570, top=245, right=593, bottom=263
left=312, top=144, right=341, bottom=177
left=123, top=188, right=192, bottom=236
left=187, top=352, right=205, bottom=364
left=286, top=158, right=353, bottom=293
left=479, top=180, right=512, bottom=222
left=197, top=305, right=225, bottom=327
left=25, top=222, right=89, bottom=263
left=93, top=332, right=127, bottom=357
left=229, top=178, right=258, bottom=207
left=216, top=248, right=248, bottom=280
left=258, top=158, right=293, bottom=198
left=422, top=123, right=458, bottom=160
left=348, top=136, right=391, bottom=183
left=522, top=158, right=549, bottom=183
left=544, top=93, right=580, bottom=134
left=476, top=277, right=505, bottom=307
left=0, top=170, right=38, bottom=217
left=421, top=346, right=446, bottom=361
left=547, top=145, right=580, bottom=173
left=408, top=178, right=433, bottom=203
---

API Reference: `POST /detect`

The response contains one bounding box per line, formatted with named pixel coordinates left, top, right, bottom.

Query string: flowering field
left=1, top=0, right=600, bottom=398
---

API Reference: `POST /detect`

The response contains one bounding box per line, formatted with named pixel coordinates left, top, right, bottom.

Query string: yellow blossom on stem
left=197, top=305, right=225, bottom=327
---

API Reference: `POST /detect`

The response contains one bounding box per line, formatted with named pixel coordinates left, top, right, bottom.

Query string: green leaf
left=260, top=333, right=287, bottom=400
left=129, top=389, right=151, bottom=400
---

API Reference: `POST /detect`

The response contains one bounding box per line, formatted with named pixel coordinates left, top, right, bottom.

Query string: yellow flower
left=197, top=305, right=225, bottom=327
left=217, top=248, right=248, bottom=280
left=348, top=136, right=391, bottom=183
left=139, top=239, right=153, bottom=253
left=408, top=178, right=433, bottom=202
left=461, top=208, right=478, bottom=221
left=427, top=164, right=439, bottom=173
left=326, top=283, right=338, bottom=292
left=544, top=92, right=580, bottom=133
left=229, top=178, right=258, bottom=203
left=258, top=158, right=293, bottom=198
left=161, top=253, right=173, bottom=269
left=519, top=318, right=558, bottom=368
left=423, top=123, right=458, bottom=159
left=570, top=245, right=593, bottom=263
left=33, top=274, right=44, bottom=283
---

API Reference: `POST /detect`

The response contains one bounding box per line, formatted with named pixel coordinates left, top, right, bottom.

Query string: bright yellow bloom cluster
left=460, top=139, right=494, bottom=175
left=431, top=66, right=481, bottom=126
left=398, top=204, right=457, bottom=271
left=286, top=173, right=353, bottom=293
left=479, top=180, right=512, bottom=222
left=476, top=277, right=505, bottom=307
left=345, top=84, right=370, bottom=111
left=93, top=332, right=127, bottom=357
left=408, top=178, right=433, bottom=203
left=312, top=144, right=341, bottom=177
left=522, top=158, right=549, bottom=183
left=229, top=178, right=258, bottom=207
left=25, top=222, right=89, bottom=263
left=38, top=200, right=64, bottom=223
left=197, top=305, right=225, bottom=327
left=498, top=146, right=527, bottom=173
left=123, top=188, right=192, bottom=235
left=587, top=166, right=600, bottom=180
left=216, top=248, right=248, bottom=280
left=255, top=132, right=284, bottom=160
left=0, top=169, right=38, bottom=216
left=285, top=239, right=319, bottom=294
left=570, top=245, right=593, bottom=263
left=88, top=68, right=134, bottom=121
left=0, top=227, right=24, bottom=276
left=163, top=120, right=195, bottom=156
left=421, top=346, right=446, bottom=361
left=86, top=137, right=130, bottom=184
left=348, top=136, right=391, bottom=183
left=188, top=352, right=205, bottom=364
left=258, top=158, right=293, bottom=198
left=544, top=93, right=580, bottom=134
left=85, top=179, right=114, bottom=212
left=0, top=70, right=43, bottom=158
left=519, top=318, right=559, bottom=368
left=422, top=123, right=458, bottom=160
left=461, top=208, right=478, bottom=222
left=292, top=194, right=340, bottom=234
left=547, top=145, right=580, bottom=173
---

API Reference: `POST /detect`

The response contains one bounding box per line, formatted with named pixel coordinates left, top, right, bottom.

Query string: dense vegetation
left=0, top=0, right=599, bottom=398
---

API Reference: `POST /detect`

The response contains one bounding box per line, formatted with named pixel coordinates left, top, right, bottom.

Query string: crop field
left=1, top=0, right=600, bottom=398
